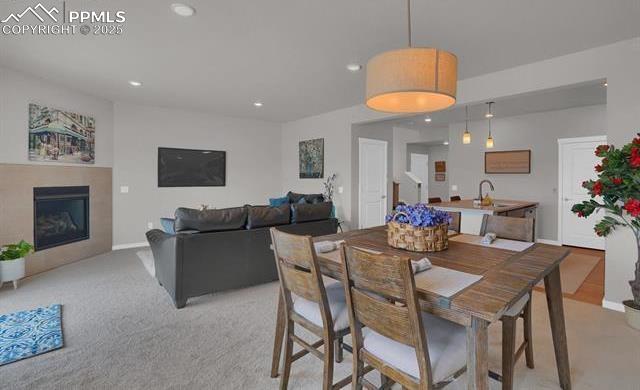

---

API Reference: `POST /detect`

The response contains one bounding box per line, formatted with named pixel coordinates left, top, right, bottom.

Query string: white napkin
left=481, top=232, right=497, bottom=245
left=411, top=258, right=432, bottom=274
left=314, top=241, right=337, bottom=253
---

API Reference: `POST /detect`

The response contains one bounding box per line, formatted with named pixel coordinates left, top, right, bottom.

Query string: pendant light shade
left=365, top=0, right=457, bottom=114
left=366, top=48, right=458, bottom=113
left=463, top=130, right=472, bottom=144
left=486, top=134, right=494, bottom=148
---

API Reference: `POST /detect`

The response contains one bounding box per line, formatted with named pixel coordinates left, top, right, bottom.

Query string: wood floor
left=533, top=246, right=605, bottom=306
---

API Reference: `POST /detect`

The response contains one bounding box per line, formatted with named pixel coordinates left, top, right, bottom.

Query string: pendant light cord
left=407, top=0, right=412, bottom=47
left=465, top=106, right=469, bottom=128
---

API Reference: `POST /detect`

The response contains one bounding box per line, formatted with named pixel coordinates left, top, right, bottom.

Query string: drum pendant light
left=365, top=0, right=458, bottom=113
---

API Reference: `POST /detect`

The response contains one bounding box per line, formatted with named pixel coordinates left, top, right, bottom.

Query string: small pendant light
left=486, top=102, right=495, bottom=148
left=462, top=105, right=471, bottom=144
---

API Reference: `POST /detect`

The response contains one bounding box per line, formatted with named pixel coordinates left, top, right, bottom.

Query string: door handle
left=563, top=198, right=572, bottom=202
left=381, top=195, right=387, bottom=199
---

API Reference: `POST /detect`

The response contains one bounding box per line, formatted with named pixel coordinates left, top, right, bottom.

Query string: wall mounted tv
left=158, top=147, right=226, bottom=187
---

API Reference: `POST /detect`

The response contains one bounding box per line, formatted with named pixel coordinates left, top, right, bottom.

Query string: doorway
left=358, top=138, right=388, bottom=229
left=558, top=136, right=607, bottom=249
left=410, top=153, right=429, bottom=203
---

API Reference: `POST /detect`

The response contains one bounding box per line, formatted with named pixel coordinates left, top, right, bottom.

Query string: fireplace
left=33, top=186, right=90, bottom=251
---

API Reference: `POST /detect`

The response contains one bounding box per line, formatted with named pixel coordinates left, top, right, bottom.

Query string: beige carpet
left=1, top=249, right=638, bottom=389
left=536, top=252, right=601, bottom=294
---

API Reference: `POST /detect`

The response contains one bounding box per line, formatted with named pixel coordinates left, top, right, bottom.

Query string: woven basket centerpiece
left=386, top=206, right=451, bottom=252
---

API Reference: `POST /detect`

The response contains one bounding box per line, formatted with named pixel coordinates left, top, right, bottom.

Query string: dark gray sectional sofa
left=146, top=201, right=337, bottom=308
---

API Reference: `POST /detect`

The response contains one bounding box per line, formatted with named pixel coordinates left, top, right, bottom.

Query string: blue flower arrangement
left=386, top=203, right=452, bottom=228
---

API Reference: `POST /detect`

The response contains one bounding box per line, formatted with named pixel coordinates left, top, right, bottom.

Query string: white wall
left=280, top=105, right=388, bottom=230
left=448, top=104, right=606, bottom=241
left=112, top=102, right=282, bottom=245
left=0, top=66, right=114, bottom=167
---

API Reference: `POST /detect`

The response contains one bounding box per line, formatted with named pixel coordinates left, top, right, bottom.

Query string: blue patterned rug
left=0, top=304, right=63, bottom=366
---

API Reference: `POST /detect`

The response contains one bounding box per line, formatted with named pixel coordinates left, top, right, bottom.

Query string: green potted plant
left=572, top=133, right=640, bottom=329
left=0, top=240, right=34, bottom=289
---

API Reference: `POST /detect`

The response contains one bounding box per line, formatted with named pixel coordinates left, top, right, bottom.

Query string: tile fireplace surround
left=0, top=164, right=112, bottom=276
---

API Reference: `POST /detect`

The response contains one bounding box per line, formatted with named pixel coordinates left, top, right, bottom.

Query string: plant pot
left=623, top=300, right=640, bottom=330
left=0, top=257, right=25, bottom=289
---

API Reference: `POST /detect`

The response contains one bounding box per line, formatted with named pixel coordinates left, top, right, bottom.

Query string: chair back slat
left=271, top=229, right=316, bottom=269
left=428, top=197, right=442, bottom=204
left=480, top=215, right=535, bottom=242
left=280, top=263, right=320, bottom=302
left=350, top=288, right=414, bottom=345
left=448, top=211, right=461, bottom=233
left=344, top=247, right=406, bottom=300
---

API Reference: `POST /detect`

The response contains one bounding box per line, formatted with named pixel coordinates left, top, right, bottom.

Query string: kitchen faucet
left=478, top=180, right=495, bottom=201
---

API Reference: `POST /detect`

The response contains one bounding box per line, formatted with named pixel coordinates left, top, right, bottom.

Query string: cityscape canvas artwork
left=299, top=138, right=324, bottom=178
left=28, top=103, right=96, bottom=164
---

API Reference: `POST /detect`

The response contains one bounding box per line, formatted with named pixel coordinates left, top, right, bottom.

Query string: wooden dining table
left=269, top=226, right=572, bottom=390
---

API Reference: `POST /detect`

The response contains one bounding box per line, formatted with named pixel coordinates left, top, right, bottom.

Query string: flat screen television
left=158, top=147, right=226, bottom=187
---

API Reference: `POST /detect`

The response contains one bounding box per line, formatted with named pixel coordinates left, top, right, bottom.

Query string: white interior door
left=559, top=136, right=606, bottom=249
left=359, top=138, right=388, bottom=229
left=410, top=153, right=429, bottom=202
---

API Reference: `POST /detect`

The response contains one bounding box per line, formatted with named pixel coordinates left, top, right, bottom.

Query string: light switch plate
left=338, top=186, right=344, bottom=194
left=147, top=222, right=153, bottom=229
left=451, top=185, right=458, bottom=191
left=120, top=186, right=129, bottom=193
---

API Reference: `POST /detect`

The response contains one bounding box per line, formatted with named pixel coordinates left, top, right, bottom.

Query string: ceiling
left=377, top=80, right=608, bottom=129
left=0, top=0, right=637, bottom=122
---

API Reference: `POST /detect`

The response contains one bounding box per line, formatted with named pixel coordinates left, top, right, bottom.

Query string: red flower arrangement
left=572, top=133, right=640, bottom=309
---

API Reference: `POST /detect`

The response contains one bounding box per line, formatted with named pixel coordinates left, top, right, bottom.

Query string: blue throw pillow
left=269, top=196, right=288, bottom=207
left=160, top=218, right=176, bottom=234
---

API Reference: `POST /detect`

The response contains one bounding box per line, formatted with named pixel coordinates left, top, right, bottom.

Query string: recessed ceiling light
left=443, top=141, right=449, bottom=145
left=346, top=63, right=362, bottom=72
left=424, top=117, right=432, bottom=122
left=171, top=3, right=195, bottom=17
left=128, top=80, right=142, bottom=87
left=253, top=101, right=263, bottom=107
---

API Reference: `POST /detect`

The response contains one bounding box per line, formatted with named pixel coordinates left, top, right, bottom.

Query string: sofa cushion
left=160, top=218, right=176, bottom=234
left=291, top=202, right=333, bottom=223
left=269, top=196, right=289, bottom=207
left=174, top=206, right=247, bottom=233
left=246, top=204, right=291, bottom=229
left=286, top=191, right=325, bottom=204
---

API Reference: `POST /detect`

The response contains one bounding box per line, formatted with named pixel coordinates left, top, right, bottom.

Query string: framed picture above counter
left=485, top=149, right=531, bottom=174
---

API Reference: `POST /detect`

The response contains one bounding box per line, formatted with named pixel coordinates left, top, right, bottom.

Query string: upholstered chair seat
left=363, top=312, right=467, bottom=383
left=293, top=281, right=350, bottom=331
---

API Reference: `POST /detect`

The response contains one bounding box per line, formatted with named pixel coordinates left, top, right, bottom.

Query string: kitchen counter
left=433, top=199, right=538, bottom=235
left=435, top=199, right=538, bottom=214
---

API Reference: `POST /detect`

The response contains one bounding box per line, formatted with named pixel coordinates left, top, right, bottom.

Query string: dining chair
left=479, top=214, right=535, bottom=242
left=339, top=245, right=467, bottom=390
left=427, top=197, right=442, bottom=204
left=449, top=196, right=461, bottom=201
left=270, top=228, right=352, bottom=390
left=447, top=211, right=461, bottom=234
left=479, top=215, right=535, bottom=390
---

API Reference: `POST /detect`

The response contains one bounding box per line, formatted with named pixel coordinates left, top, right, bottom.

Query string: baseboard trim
left=112, top=242, right=149, bottom=251
left=536, top=239, right=561, bottom=246
left=602, top=299, right=625, bottom=312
